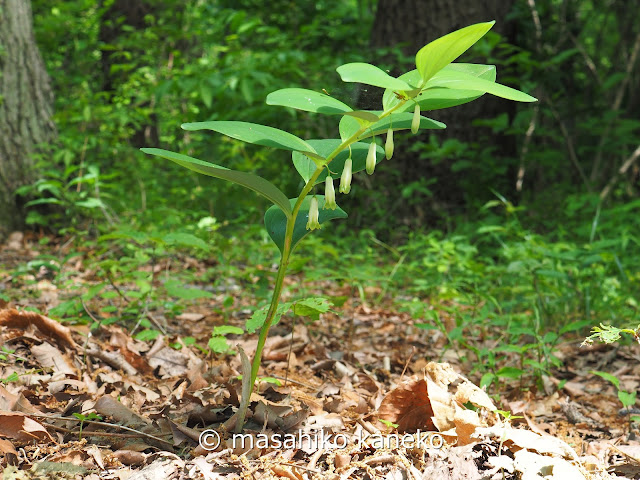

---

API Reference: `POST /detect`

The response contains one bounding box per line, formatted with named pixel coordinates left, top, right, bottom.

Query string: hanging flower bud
left=339, top=158, right=352, bottom=194
left=324, top=175, right=337, bottom=210
left=306, top=196, right=321, bottom=230
left=385, top=128, right=394, bottom=160
left=366, top=140, right=376, bottom=175
left=411, top=104, right=420, bottom=134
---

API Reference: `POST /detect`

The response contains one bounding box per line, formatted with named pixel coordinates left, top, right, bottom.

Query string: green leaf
left=416, top=21, right=495, bottom=82
left=266, top=88, right=352, bottom=114
left=164, top=279, right=213, bottom=300
left=208, top=336, right=232, bottom=354
left=534, top=269, right=567, bottom=279
left=162, top=232, right=210, bottom=251
left=246, top=302, right=293, bottom=333
left=425, top=69, right=537, bottom=102
left=342, top=111, right=380, bottom=123
left=76, top=198, right=106, bottom=209
left=181, top=121, right=321, bottom=160
left=479, top=373, right=496, bottom=389
left=293, top=297, right=333, bottom=320
left=618, top=390, right=636, bottom=408
left=135, top=329, right=160, bottom=341
left=383, top=64, right=496, bottom=111
left=496, top=366, right=524, bottom=379
left=264, top=196, right=347, bottom=254
left=140, top=148, right=292, bottom=218
left=591, top=370, right=620, bottom=389
left=292, top=140, right=384, bottom=184
left=336, top=63, right=413, bottom=90
left=213, top=325, right=244, bottom=335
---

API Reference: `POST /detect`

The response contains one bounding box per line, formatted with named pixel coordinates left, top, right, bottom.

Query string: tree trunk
left=365, top=0, right=517, bottom=230
left=0, top=0, right=56, bottom=233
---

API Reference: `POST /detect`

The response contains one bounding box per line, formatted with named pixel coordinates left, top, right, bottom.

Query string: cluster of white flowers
left=306, top=102, right=422, bottom=231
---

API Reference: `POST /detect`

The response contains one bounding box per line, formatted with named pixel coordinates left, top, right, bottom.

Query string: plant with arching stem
left=142, top=21, right=536, bottom=431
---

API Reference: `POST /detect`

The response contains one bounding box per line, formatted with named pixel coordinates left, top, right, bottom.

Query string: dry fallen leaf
left=0, top=308, right=77, bottom=350
left=377, top=376, right=435, bottom=431
left=0, top=412, right=54, bottom=443
left=0, top=437, right=18, bottom=465
left=31, top=341, right=76, bottom=377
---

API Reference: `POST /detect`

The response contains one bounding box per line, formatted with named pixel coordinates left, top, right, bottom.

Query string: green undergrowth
left=4, top=196, right=638, bottom=395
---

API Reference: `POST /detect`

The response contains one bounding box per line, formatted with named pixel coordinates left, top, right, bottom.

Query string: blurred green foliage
left=29, top=0, right=374, bottom=232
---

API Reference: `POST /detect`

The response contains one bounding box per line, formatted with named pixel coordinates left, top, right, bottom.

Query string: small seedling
left=591, top=371, right=637, bottom=413
left=583, top=324, right=640, bottom=346
left=143, top=21, right=536, bottom=431
left=378, top=419, right=399, bottom=432
left=72, top=412, right=103, bottom=440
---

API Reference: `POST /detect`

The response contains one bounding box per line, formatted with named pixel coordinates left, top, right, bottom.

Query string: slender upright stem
left=236, top=96, right=411, bottom=431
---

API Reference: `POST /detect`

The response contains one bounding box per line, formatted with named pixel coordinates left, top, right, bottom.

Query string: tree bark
left=0, top=0, right=56, bottom=233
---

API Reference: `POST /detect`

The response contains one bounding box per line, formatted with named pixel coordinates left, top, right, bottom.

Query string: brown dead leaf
left=0, top=437, right=18, bottom=465
left=0, top=384, right=18, bottom=410
left=454, top=407, right=481, bottom=446
left=473, top=426, right=579, bottom=460
left=377, top=377, right=435, bottom=432
left=31, top=342, right=75, bottom=377
left=94, top=395, right=151, bottom=429
left=176, top=312, right=205, bottom=322
left=425, top=374, right=455, bottom=432
left=112, top=449, right=147, bottom=466
left=378, top=362, right=497, bottom=436
left=0, top=412, right=54, bottom=443
left=148, top=346, right=190, bottom=377
left=6, top=232, right=24, bottom=250
left=0, top=308, right=77, bottom=350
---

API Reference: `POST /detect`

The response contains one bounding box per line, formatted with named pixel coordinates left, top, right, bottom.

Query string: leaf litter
left=0, top=232, right=638, bottom=479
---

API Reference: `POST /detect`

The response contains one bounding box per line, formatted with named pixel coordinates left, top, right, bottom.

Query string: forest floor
left=1, top=231, right=639, bottom=480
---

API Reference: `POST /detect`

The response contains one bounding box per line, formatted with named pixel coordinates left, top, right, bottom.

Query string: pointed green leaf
left=337, top=62, right=413, bottom=90
left=162, top=232, right=210, bottom=251
left=426, top=69, right=537, bottom=102
left=266, top=88, right=352, bottom=114
left=181, top=121, right=322, bottom=160
left=383, top=64, right=497, bottom=111
left=264, top=196, right=347, bottom=254
left=292, top=140, right=384, bottom=184
left=416, top=21, right=495, bottom=82
left=246, top=302, right=292, bottom=333
left=339, top=115, right=361, bottom=141
left=293, top=297, right=333, bottom=320
left=590, top=370, right=620, bottom=389
left=338, top=111, right=384, bottom=141
left=141, top=148, right=292, bottom=217
left=342, top=111, right=380, bottom=123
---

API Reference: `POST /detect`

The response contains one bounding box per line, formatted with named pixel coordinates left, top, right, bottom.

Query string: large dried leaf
left=0, top=309, right=77, bottom=350
left=377, top=377, right=435, bottom=431
left=94, top=395, right=151, bottom=429
left=378, top=362, right=496, bottom=435
left=0, top=412, right=53, bottom=443
left=31, top=342, right=75, bottom=376
left=0, top=438, right=18, bottom=464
